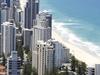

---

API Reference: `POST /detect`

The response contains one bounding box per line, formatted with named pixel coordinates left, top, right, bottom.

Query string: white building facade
left=95, top=64, right=100, bottom=75
left=36, top=41, right=54, bottom=75
left=32, top=12, right=52, bottom=69
left=1, top=21, right=16, bottom=57
left=47, top=39, right=70, bottom=68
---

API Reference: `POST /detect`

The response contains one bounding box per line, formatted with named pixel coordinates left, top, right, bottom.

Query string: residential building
left=0, top=2, right=9, bottom=25
left=47, top=39, right=70, bottom=68
left=24, top=0, right=39, bottom=29
left=23, top=0, right=39, bottom=48
left=95, top=64, right=100, bottom=75
left=1, top=21, right=16, bottom=57
left=32, top=12, right=52, bottom=51
left=7, top=51, right=21, bottom=75
left=87, top=67, right=95, bottom=75
left=36, top=41, right=54, bottom=75
left=32, top=12, right=52, bottom=69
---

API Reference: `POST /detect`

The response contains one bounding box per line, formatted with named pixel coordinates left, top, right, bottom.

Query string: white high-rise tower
left=1, top=20, right=16, bottom=57
left=32, top=12, right=52, bottom=69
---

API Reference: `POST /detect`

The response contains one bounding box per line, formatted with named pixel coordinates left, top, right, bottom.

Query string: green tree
left=81, top=62, right=87, bottom=75
left=27, top=51, right=32, bottom=62
left=76, top=62, right=87, bottom=75
left=32, top=67, right=38, bottom=75
left=23, top=46, right=30, bottom=54
left=71, top=56, right=76, bottom=71
left=23, top=63, right=32, bottom=75
left=65, top=67, right=69, bottom=75
left=16, top=41, right=24, bottom=65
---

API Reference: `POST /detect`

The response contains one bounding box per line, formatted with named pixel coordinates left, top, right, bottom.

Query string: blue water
left=40, top=0, right=100, bottom=45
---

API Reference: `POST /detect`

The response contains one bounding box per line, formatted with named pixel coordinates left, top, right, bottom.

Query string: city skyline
left=0, top=0, right=100, bottom=75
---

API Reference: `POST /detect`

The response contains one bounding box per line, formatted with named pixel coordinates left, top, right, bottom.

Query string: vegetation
left=23, top=63, right=32, bottom=75
left=16, top=40, right=24, bottom=65
left=32, top=67, right=38, bottom=75
left=23, top=46, right=30, bottom=54
left=71, top=56, right=87, bottom=75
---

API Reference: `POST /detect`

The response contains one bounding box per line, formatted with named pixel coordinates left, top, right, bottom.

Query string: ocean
left=40, top=0, right=100, bottom=56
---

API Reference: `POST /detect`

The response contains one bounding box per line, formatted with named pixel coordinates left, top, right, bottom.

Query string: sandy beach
left=52, top=27, right=100, bottom=67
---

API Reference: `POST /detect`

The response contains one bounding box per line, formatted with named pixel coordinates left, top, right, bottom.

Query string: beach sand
left=52, top=28, right=100, bottom=67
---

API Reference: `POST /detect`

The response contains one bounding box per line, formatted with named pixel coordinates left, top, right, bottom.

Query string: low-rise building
left=0, top=64, right=6, bottom=75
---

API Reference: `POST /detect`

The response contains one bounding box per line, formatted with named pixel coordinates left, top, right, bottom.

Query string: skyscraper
left=23, top=0, right=39, bottom=49
left=32, top=12, right=52, bottom=69
left=3, top=0, right=10, bottom=7
left=32, top=12, right=52, bottom=50
left=3, top=20, right=22, bottom=75
left=24, top=0, right=39, bottom=29
left=1, top=21, right=16, bottom=57
left=47, top=39, right=70, bottom=68
left=36, top=41, right=54, bottom=75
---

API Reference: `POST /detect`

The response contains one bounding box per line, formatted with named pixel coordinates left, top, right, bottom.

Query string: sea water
left=40, top=0, right=100, bottom=56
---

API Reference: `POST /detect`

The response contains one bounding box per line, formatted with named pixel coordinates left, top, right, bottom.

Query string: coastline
left=52, top=27, right=100, bottom=67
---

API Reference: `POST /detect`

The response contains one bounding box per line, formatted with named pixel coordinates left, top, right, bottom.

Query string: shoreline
left=52, top=28, right=100, bottom=67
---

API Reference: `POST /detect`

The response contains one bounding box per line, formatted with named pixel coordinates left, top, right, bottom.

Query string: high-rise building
left=9, top=0, right=20, bottom=21
left=0, top=33, right=2, bottom=56
left=24, top=0, right=39, bottom=29
left=15, top=8, right=22, bottom=24
left=23, top=0, right=39, bottom=49
left=7, top=51, right=21, bottom=75
left=95, top=64, right=100, bottom=75
left=3, top=0, right=11, bottom=7
left=36, top=41, right=54, bottom=75
left=47, top=39, right=70, bottom=68
left=32, top=12, right=52, bottom=50
left=32, top=12, right=52, bottom=69
left=1, top=21, right=16, bottom=57
left=23, top=30, right=32, bottom=49
left=0, top=2, right=9, bottom=24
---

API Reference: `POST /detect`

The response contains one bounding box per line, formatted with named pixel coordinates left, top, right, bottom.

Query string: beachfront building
left=32, top=12, right=52, bottom=69
left=7, top=51, right=21, bottom=75
left=1, top=21, right=16, bottom=57
left=32, top=12, right=52, bottom=51
left=36, top=41, right=54, bottom=75
left=47, top=39, right=70, bottom=68
left=87, top=67, right=95, bottom=75
left=95, top=64, right=100, bottom=75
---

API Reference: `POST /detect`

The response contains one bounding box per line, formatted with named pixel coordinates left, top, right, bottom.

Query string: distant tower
left=24, top=0, right=39, bottom=29
left=7, top=51, right=21, bottom=75
left=23, top=0, right=40, bottom=49
left=3, top=0, right=10, bottom=7
left=1, top=21, right=16, bottom=57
